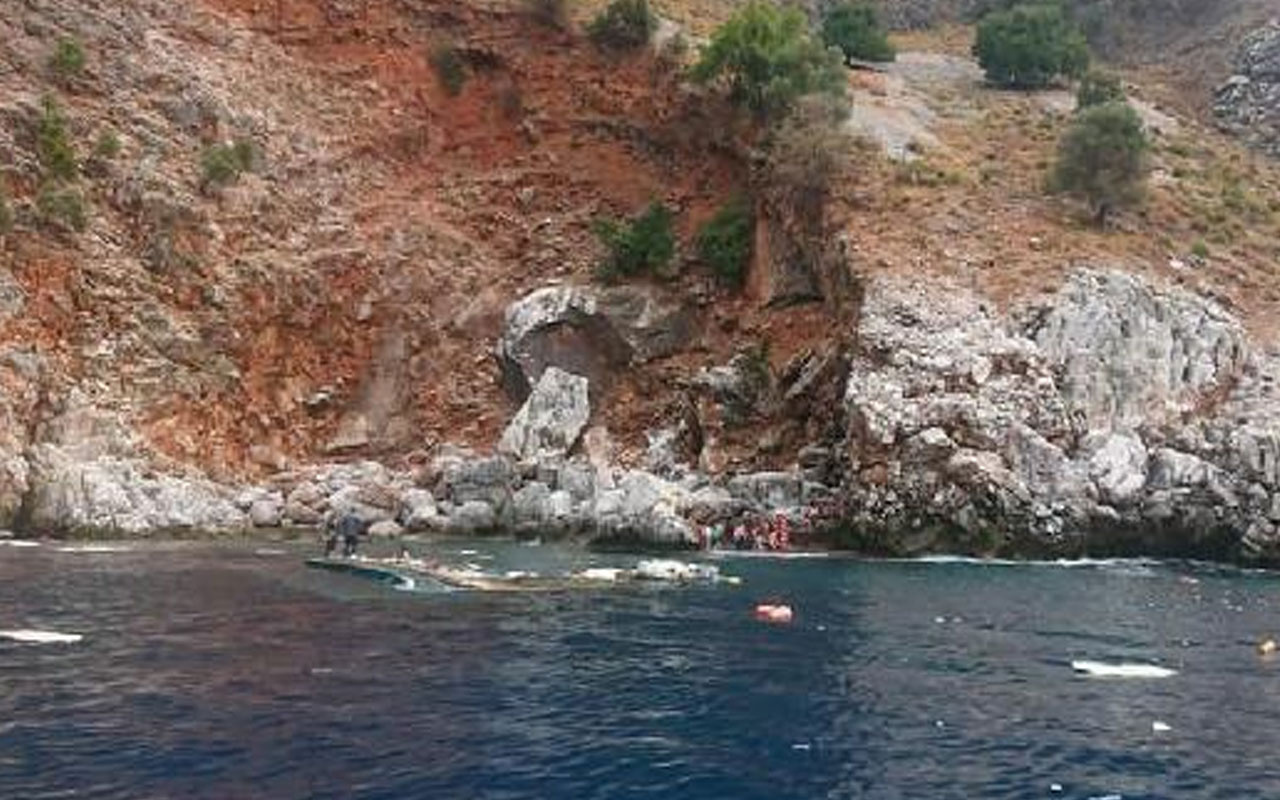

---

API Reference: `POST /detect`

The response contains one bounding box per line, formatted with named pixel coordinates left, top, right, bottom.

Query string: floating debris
left=0, top=629, right=83, bottom=644
left=1071, top=660, right=1177, bottom=679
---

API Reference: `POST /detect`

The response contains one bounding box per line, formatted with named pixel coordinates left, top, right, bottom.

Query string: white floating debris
left=635, top=559, right=720, bottom=582
left=935, top=720, right=945, bottom=729
left=0, top=540, right=40, bottom=548
left=791, top=743, right=811, bottom=751
left=934, top=616, right=947, bottom=624
left=579, top=568, right=623, bottom=582
left=1050, top=784, right=1063, bottom=793
left=1152, top=720, right=1172, bottom=733
left=0, top=629, right=83, bottom=644
left=254, top=548, right=287, bottom=556
left=1071, top=660, right=1177, bottom=679
left=56, top=545, right=130, bottom=554
left=504, top=570, right=536, bottom=579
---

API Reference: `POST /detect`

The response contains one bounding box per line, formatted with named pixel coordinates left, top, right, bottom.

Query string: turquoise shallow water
left=3, top=539, right=1280, bottom=799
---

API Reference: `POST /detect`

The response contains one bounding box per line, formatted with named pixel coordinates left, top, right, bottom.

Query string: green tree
left=973, top=3, right=1089, bottom=89
left=588, top=0, right=656, bottom=50
left=696, top=198, right=754, bottom=287
left=821, top=2, right=895, bottom=64
left=37, top=95, right=78, bottom=182
left=690, top=1, right=846, bottom=119
left=1075, top=69, right=1124, bottom=109
left=1049, top=100, right=1149, bottom=226
left=593, top=201, right=675, bottom=282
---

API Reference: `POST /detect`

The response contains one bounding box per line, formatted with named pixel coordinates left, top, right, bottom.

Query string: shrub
left=1076, top=69, right=1123, bottom=109
left=200, top=139, right=256, bottom=191
left=696, top=198, right=754, bottom=287
left=691, top=2, right=847, bottom=119
left=37, top=184, right=87, bottom=232
left=526, top=0, right=571, bottom=29
left=429, top=43, right=467, bottom=96
left=1190, top=239, right=1209, bottom=260
left=765, top=93, right=853, bottom=204
left=0, top=181, right=11, bottom=235
left=592, top=201, right=675, bottom=282
left=37, top=96, right=78, bottom=183
left=821, top=2, right=896, bottom=64
left=588, top=0, right=656, bottom=50
left=973, top=3, right=1089, bottom=89
left=93, top=130, right=121, bottom=160
left=1049, top=100, right=1149, bottom=226
left=49, top=37, right=86, bottom=83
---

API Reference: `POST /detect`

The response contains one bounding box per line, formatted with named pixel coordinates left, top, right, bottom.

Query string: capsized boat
left=305, top=555, right=739, bottom=592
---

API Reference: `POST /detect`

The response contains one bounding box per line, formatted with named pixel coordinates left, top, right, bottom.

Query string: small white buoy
left=1049, top=783, right=1063, bottom=793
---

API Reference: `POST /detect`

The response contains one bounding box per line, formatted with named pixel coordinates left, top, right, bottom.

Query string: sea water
left=3, top=540, right=1280, bottom=799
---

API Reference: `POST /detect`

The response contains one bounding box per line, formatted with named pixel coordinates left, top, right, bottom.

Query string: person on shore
left=323, top=511, right=366, bottom=558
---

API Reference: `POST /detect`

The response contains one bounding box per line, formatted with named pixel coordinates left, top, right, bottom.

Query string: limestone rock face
left=1028, top=271, right=1247, bottom=432
left=1215, top=20, right=1280, bottom=157
left=496, top=284, right=694, bottom=400
left=497, top=367, right=590, bottom=462
left=835, top=267, right=1280, bottom=563
left=24, top=406, right=246, bottom=536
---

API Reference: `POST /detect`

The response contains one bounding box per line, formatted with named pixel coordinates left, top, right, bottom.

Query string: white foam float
left=1071, top=660, right=1177, bottom=679
left=0, top=540, right=41, bottom=548
left=0, top=629, right=83, bottom=644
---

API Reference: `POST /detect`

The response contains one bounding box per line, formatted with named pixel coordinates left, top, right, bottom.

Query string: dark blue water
left=3, top=541, right=1280, bottom=799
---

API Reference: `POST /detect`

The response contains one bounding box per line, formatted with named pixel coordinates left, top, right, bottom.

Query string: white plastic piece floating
left=1151, top=720, right=1172, bottom=733
left=579, top=568, right=623, bottom=582
left=254, top=548, right=287, bottom=556
left=1050, top=784, right=1063, bottom=794
left=56, top=545, right=130, bottom=553
left=1071, top=660, right=1177, bottom=679
left=0, top=629, right=83, bottom=644
left=0, top=540, right=40, bottom=548
left=791, top=743, right=811, bottom=751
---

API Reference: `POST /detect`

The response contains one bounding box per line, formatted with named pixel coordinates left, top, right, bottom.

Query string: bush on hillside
left=526, top=0, right=571, bottom=29
left=821, top=2, right=896, bottom=64
left=588, top=0, right=656, bottom=51
left=37, top=96, right=78, bottom=183
left=973, top=3, right=1089, bottom=89
left=48, top=37, right=86, bottom=84
left=592, top=201, right=675, bottom=282
left=696, top=198, right=754, bottom=287
left=36, top=184, right=87, bottom=232
left=429, top=43, right=467, bottom=96
left=691, top=1, right=846, bottom=119
left=200, top=139, right=256, bottom=192
left=0, top=181, right=12, bottom=235
left=1049, top=100, right=1149, bottom=226
left=765, top=93, right=853, bottom=205
left=1075, top=69, right=1124, bottom=109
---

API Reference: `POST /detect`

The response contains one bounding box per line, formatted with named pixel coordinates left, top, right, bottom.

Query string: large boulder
left=497, top=367, right=591, bottom=461
left=496, top=284, right=695, bottom=401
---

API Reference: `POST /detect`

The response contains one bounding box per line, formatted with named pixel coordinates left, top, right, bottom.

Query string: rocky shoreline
left=5, top=268, right=1280, bottom=567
